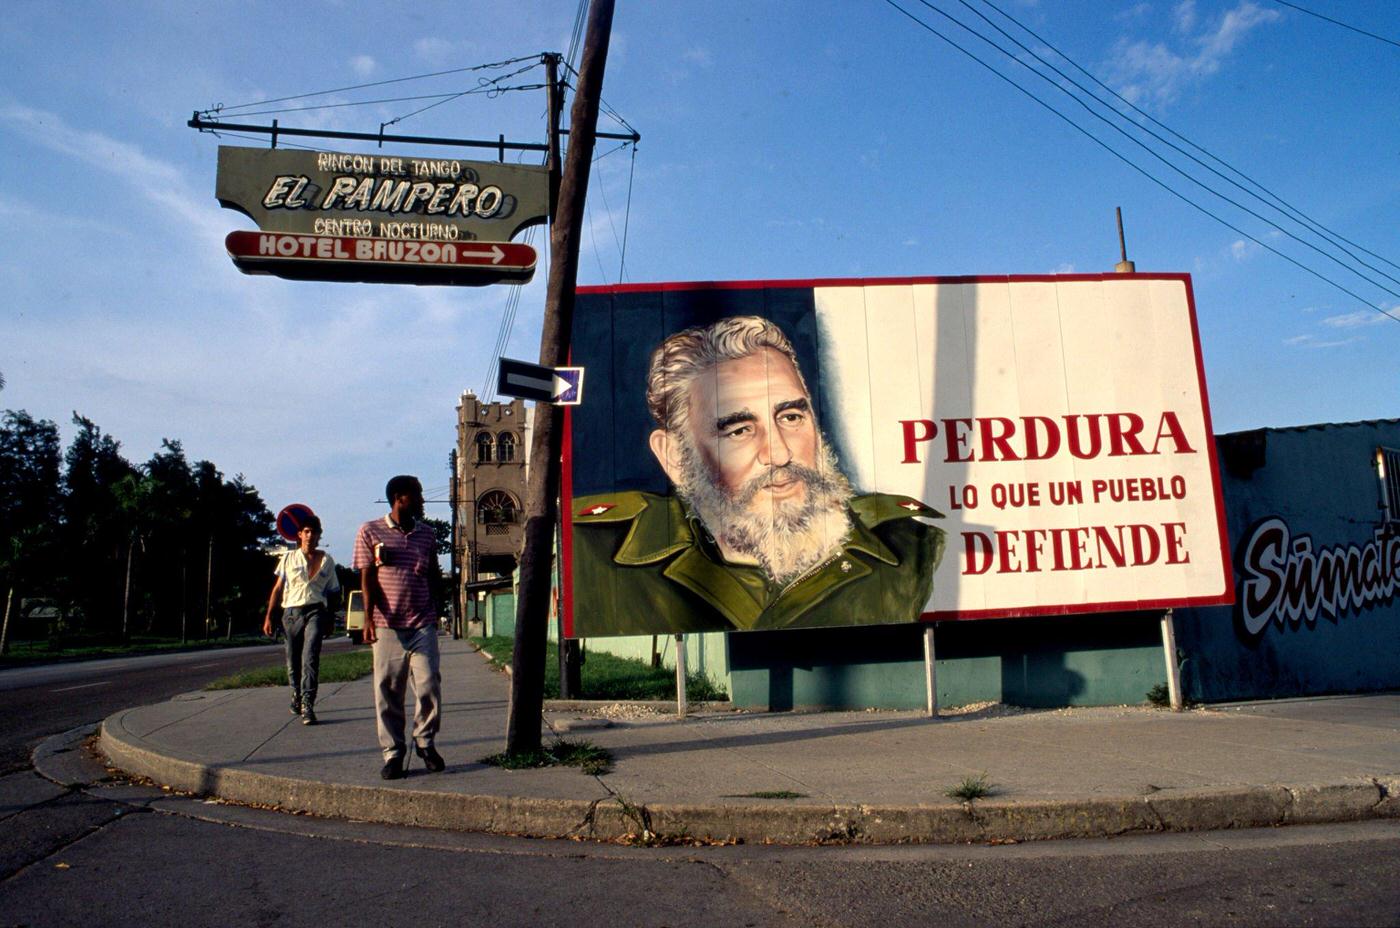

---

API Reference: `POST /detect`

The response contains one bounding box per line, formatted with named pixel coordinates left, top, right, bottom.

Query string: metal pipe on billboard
left=1161, top=608, right=1184, bottom=711
left=924, top=625, right=939, bottom=719
left=675, top=634, right=688, bottom=720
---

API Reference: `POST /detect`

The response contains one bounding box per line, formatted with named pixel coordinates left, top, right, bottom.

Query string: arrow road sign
left=497, top=358, right=585, bottom=405
left=224, top=231, right=537, bottom=286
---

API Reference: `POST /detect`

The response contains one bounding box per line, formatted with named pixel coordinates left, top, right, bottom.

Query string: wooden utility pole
left=506, top=0, right=615, bottom=755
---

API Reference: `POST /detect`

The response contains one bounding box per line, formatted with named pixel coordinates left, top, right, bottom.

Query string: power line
left=974, top=0, right=1400, bottom=282
left=202, top=55, right=544, bottom=117
left=918, top=0, right=1400, bottom=300
left=1267, top=0, right=1400, bottom=50
left=882, top=0, right=1400, bottom=324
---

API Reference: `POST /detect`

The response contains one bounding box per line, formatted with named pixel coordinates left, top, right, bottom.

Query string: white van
left=345, top=589, right=366, bottom=644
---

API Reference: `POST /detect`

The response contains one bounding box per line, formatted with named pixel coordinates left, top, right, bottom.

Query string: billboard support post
left=923, top=625, right=939, bottom=719
left=1161, top=608, right=1184, bottom=711
left=674, top=634, right=688, bottom=720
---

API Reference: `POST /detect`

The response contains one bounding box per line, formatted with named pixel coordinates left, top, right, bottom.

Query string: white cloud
left=682, top=46, right=713, bottom=67
left=414, top=37, right=455, bottom=66
left=1107, top=1, right=1280, bottom=107
left=1052, top=262, right=1077, bottom=273
left=1230, top=239, right=1260, bottom=261
left=0, top=102, right=228, bottom=248
left=1173, top=0, right=1198, bottom=34
left=1115, top=3, right=1152, bottom=23
left=350, top=55, right=377, bottom=77
left=1321, top=309, right=1394, bottom=328
left=1283, top=333, right=1363, bottom=349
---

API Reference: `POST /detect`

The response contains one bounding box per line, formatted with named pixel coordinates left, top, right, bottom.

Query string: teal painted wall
left=487, top=591, right=515, bottom=637
left=727, top=614, right=1164, bottom=710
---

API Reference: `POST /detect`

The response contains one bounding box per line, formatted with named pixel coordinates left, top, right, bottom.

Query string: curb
left=98, top=714, right=1400, bottom=845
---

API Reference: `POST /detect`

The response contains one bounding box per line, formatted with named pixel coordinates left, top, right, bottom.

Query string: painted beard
left=673, top=432, right=855, bottom=586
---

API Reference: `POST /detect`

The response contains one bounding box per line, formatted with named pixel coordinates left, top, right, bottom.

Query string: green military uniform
left=569, top=491, right=945, bottom=636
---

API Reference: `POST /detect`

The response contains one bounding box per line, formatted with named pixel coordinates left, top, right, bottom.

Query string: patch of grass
left=1146, top=683, right=1172, bottom=707
left=204, top=649, right=374, bottom=690
left=479, top=738, right=614, bottom=776
left=724, top=790, right=808, bottom=800
left=471, top=635, right=727, bottom=701
left=946, top=773, right=994, bottom=801
left=0, top=635, right=269, bottom=667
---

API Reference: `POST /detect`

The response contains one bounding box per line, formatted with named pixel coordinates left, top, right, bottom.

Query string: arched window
left=497, top=431, right=518, bottom=463
left=475, top=432, right=493, bottom=463
left=477, top=490, right=519, bottom=534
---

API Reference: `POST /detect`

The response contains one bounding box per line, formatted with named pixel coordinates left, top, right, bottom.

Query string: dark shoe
left=290, top=696, right=302, bottom=716
left=380, top=756, right=404, bottom=780
left=415, top=744, right=445, bottom=773
left=301, top=707, right=317, bottom=725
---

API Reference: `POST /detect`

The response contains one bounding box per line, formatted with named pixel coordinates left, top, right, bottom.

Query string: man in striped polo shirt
left=353, top=474, right=445, bottom=780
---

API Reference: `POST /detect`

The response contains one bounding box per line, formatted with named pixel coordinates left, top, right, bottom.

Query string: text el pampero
left=899, top=411, right=1203, bottom=577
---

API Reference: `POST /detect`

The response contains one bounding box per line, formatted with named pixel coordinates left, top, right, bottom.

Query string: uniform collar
left=614, top=493, right=896, bottom=567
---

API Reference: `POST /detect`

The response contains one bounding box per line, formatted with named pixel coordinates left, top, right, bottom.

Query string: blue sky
left=2, top=1, right=1396, bottom=558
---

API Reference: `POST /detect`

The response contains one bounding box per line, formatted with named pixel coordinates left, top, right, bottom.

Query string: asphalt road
left=1, top=647, right=1398, bottom=927
left=0, top=639, right=344, bottom=775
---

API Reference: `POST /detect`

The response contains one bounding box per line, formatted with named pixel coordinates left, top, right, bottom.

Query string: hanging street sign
left=225, top=231, right=538, bottom=286
left=212, top=145, right=547, bottom=286
left=497, top=358, right=585, bottom=405
left=215, top=146, right=549, bottom=242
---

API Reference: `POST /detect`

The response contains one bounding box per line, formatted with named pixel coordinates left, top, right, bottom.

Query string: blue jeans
left=282, top=604, right=326, bottom=708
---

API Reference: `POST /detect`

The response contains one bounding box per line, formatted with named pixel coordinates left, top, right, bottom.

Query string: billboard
left=563, top=275, right=1234, bottom=638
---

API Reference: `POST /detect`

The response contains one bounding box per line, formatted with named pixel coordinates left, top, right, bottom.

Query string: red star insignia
left=899, top=500, right=924, bottom=511
left=579, top=503, right=615, bottom=517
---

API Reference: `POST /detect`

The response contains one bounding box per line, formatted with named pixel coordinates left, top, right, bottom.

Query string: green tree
left=61, top=414, right=137, bottom=637
left=0, top=411, right=62, bottom=652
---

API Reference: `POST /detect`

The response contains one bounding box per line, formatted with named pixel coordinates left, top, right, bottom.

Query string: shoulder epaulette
left=573, top=490, right=651, bottom=523
left=851, top=493, right=944, bottom=528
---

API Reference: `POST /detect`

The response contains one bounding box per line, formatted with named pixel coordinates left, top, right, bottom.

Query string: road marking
left=189, top=663, right=223, bottom=669
left=51, top=681, right=111, bottom=693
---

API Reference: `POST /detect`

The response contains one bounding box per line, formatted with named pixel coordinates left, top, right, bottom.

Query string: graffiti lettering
left=1237, top=517, right=1400, bottom=635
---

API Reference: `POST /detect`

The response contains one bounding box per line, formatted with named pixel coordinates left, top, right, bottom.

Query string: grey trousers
left=282, top=605, right=325, bottom=708
left=371, top=626, right=441, bottom=761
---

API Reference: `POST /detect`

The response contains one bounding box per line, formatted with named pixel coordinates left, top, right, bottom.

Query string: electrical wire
left=913, top=0, right=1400, bottom=303
left=974, top=0, right=1400, bottom=282
left=882, top=0, right=1400, bottom=323
left=1267, top=0, right=1400, bottom=50
left=202, top=55, right=544, bottom=117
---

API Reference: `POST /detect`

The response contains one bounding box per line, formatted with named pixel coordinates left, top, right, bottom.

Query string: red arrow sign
left=224, top=231, right=537, bottom=285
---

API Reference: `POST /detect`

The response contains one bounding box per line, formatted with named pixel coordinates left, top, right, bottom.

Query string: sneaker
left=380, top=756, right=405, bottom=780
left=301, top=707, right=317, bottom=725
left=414, top=743, right=445, bottom=773
left=290, top=696, right=302, bottom=716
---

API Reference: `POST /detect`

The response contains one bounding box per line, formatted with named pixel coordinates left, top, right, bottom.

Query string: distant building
left=454, top=392, right=531, bottom=619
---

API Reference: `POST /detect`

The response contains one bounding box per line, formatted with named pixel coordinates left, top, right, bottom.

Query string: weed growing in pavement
left=1146, top=683, right=1171, bottom=707
left=724, top=790, right=808, bottom=800
left=479, top=738, right=614, bottom=776
left=471, top=634, right=727, bottom=701
left=946, top=773, right=994, bottom=801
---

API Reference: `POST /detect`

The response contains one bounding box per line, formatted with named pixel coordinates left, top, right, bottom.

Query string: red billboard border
left=561, top=273, right=1236, bottom=637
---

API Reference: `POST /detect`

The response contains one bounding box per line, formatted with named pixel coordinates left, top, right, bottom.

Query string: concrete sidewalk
left=97, top=634, right=1400, bottom=845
